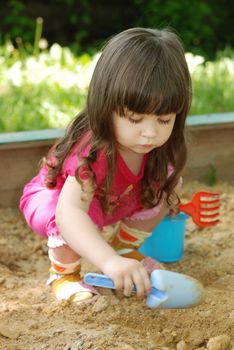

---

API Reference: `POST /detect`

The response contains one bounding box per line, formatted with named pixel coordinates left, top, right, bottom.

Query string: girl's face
left=113, top=110, right=176, bottom=154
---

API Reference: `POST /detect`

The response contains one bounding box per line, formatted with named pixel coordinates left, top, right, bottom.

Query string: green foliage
left=0, top=0, right=234, bottom=58
left=134, top=1, right=234, bottom=59
left=190, top=50, right=234, bottom=114
left=2, top=0, right=36, bottom=44
left=0, top=43, right=95, bottom=132
left=0, top=42, right=234, bottom=132
left=0, top=0, right=93, bottom=56
left=205, top=164, right=217, bottom=186
left=0, top=82, right=87, bottom=132
left=33, top=17, right=43, bottom=56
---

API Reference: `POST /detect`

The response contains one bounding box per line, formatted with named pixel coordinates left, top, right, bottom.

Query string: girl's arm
left=55, top=175, right=151, bottom=297
left=56, top=175, right=117, bottom=268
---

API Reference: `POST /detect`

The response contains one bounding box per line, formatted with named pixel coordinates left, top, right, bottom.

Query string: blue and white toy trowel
left=84, top=270, right=204, bottom=309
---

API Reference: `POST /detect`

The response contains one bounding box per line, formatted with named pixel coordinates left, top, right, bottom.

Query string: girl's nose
left=141, top=121, right=157, bottom=138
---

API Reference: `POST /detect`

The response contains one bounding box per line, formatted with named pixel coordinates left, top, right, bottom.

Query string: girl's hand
left=100, top=255, right=151, bottom=298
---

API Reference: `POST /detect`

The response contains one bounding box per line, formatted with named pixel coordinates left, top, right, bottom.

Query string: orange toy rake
left=179, top=191, right=220, bottom=228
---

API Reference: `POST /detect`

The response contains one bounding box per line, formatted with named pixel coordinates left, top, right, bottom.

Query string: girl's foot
left=47, top=254, right=99, bottom=305
left=48, top=271, right=99, bottom=304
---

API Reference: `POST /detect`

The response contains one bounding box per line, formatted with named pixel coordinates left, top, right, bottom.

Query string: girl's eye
left=128, top=118, right=143, bottom=124
left=158, top=119, right=170, bottom=124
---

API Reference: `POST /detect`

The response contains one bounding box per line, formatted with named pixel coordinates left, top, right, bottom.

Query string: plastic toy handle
left=84, top=272, right=137, bottom=292
left=179, top=202, right=195, bottom=216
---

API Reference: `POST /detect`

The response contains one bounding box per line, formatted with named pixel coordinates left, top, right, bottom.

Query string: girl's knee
left=49, top=245, right=80, bottom=264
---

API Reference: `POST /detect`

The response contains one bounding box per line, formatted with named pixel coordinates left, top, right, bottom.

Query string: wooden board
left=0, top=116, right=234, bottom=208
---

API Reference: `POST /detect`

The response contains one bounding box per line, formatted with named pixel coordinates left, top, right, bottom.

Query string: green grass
left=0, top=82, right=86, bottom=132
left=0, top=43, right=234, bottom=132
left=190, top=52, right=234, bottom=115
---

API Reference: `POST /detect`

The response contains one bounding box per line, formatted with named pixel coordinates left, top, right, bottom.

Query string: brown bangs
left=118, top=74, right=187, bottom=118
left=116, top=62, right=188, bottom=118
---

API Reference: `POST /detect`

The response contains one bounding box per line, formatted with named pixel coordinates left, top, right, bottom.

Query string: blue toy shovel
left=84, top=269, right=204, bottom=309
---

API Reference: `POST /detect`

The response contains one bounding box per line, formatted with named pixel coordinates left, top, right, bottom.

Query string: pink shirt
left=20, top=135, right=148, bottom=236
left=63, top=144, right=148, bottom=228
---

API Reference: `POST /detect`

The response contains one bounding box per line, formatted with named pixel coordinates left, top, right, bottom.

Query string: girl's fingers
left=132, top=271, right=146, bottom=298
left=140, top=267, right=151, bottom=294
left=123, top=275, right=134, bottom=297
left=113, top=276, right=123, bottom=291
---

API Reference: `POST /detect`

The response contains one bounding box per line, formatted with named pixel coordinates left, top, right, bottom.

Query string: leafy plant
left=0, top=42, right=98, bottom=132
left=133, top=0, right=233, bottom=59
left=190, top=51, right=234, bottom=114
left=0, top=42, right=234, bottom=132
left=205, top=164, right=217, bottom=186
left=3, top=0, right=35, bottom=44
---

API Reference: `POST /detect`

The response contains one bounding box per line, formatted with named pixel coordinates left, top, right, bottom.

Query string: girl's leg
left=47, top=239, right=98, bottom=304
left=111, top=203, right=169, bottom=273
left=20, top=186, right=98, bottom=304
left=123, top=202, right=169, bottom=233
left=49, top=244, right=81, bottom=264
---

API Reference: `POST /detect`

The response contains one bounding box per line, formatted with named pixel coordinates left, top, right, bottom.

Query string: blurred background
left=0, top=0, right=234, bottom=132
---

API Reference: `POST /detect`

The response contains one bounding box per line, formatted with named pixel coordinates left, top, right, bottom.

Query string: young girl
left=20, top=27, right=192, bottom=304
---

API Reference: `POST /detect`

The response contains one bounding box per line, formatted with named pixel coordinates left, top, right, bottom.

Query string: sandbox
left=0, top=114, right=234, bottom=349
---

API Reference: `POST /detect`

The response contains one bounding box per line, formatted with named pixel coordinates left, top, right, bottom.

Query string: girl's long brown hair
left=44, top=27, right=192, bottom=214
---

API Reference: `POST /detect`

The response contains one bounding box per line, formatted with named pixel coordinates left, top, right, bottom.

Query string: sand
left=0, top=181, right=233, bottom=350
